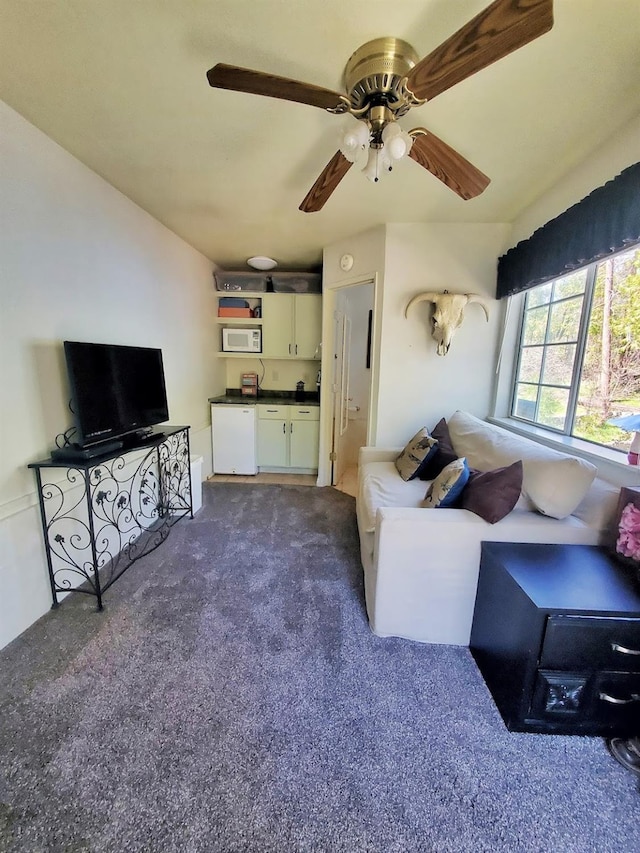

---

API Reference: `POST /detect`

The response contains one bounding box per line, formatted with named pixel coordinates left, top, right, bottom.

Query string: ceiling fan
left=207, top=0, right=553, bottom=213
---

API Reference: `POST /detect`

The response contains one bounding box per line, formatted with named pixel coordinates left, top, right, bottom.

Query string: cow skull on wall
left=405, top=290, right=490, bottom=356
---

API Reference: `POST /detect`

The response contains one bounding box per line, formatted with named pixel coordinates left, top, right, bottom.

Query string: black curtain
left=496, top=162, right=640, bottom=299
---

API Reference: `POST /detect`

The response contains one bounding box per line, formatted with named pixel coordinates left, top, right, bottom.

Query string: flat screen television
left=63, top=340, right=169, bottom=447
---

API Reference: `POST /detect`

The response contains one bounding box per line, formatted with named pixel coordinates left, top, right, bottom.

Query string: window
left=512, top=245, right=640, bottom=456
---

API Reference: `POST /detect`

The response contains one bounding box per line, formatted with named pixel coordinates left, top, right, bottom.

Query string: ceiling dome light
left=247, top=256, right=277, bottom=271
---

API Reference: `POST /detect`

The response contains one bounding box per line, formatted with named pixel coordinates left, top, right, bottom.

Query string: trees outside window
left=512, top=245, right=640, bottom=455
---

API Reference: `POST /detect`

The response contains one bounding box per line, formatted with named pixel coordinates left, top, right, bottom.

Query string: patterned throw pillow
left=422, top=457, right=470, bottom=508
left=395, top=428, right=439, bottom=481
left=419, top=418, right=459, bottom=480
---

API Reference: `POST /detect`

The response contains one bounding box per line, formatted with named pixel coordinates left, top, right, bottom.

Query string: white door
left=332, top=311, right=351, bottom=486
left=330, top=283, right=374, bottom=486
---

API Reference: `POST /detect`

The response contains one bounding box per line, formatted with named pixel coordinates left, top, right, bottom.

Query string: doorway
left=331, top=281, right=375, bottom=490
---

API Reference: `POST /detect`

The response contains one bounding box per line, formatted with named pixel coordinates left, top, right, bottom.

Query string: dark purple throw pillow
left=419, top=418, right=459, bottom=480
left=461, top=460, right=524, bottom=524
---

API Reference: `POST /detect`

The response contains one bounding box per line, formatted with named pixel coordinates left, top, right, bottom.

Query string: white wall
left=377, top=223, right=510, bottom=446
left=0, top=101, right=225, bottom=649
left=319, top=226, right=386, bottom=484
left=508, top=112, right=640, bottom=247
left=225, top=358, right=319, bottom=395
left=319, top=223, right=510, bottom=478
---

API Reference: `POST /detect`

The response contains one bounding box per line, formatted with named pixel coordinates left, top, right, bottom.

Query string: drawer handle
left=611, top=642, right=640, bottom=656
left=598, top=691, right=640, bottom=706
left=267, top=409, right=278, bottom=413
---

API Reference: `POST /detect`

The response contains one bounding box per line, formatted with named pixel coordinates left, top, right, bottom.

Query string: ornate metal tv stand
left=29, top=426, right=193, bottom=610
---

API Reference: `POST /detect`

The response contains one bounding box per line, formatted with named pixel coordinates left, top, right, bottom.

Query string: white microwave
left=222, top=327, right=262, bottom=353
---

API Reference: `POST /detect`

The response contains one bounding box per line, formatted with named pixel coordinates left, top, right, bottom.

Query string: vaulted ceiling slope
left=1, top=1, right=639, bottom=270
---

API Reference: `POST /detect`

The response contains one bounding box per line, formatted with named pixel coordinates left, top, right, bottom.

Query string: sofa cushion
left=419, top=418, right=459, bottom=479
left=395, top=428, right=439, bottom=481
left=448, top=411, right=597, bottom=520
left=422, top=457, right=470, bottom=508
left=360, top=461, right=427, bottom=532
left=462, top=461, right=523, bottom=524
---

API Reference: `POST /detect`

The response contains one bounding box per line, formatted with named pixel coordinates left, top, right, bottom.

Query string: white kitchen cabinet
left=211, top=404, right=257, bottom=474
left=257, top=404, right=319, bottom=471
left=289, top=417, right=320, bottom=469
left=256, top=405, right=289, bottom=467
left=261, top=294, right=321, bottom=360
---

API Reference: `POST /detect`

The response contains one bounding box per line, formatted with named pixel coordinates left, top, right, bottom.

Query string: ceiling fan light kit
left=338, top=114, right=415, bottom=183
left=207, top=0, right=554, bottom=211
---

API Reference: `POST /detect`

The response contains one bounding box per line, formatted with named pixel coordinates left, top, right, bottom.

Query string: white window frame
left=490, top=246, right=640, bottom=484
left=510, top=264, right=596, bottom=436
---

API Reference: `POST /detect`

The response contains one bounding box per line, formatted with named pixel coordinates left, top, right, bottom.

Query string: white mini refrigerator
left=211, top=404, right=257, bottom=475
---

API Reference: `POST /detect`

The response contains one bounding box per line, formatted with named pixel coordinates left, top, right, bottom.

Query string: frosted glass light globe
left=339, top=120, right=369, bottom=163
left=381, top=122, right=401, bottom=143
left=388, top=135, right=408, bottom=160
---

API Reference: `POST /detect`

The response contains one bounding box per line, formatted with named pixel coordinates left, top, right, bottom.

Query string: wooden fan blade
left=408, top=132, right=490, bottom=200
left=299, top=152, right=353, bottom=213
left=207, top=63, right=345, bottom=111
left=406, top=0, right=553, bottom=101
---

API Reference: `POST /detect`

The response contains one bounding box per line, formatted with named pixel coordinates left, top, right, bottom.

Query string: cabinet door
left=289, top=419, right=320, bottom=469
left=257, top=418, right=288, bottom=467
left=261, top=293, right=293, bottom=358
left=293, top=295, right=322, bottom=359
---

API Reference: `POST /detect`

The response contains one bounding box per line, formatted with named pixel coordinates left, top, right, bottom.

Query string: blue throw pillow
left=422, top=457, right=470, bottom=508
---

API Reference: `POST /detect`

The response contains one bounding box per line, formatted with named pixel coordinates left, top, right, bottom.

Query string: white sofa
left=357, top=410, right=620, bottom=646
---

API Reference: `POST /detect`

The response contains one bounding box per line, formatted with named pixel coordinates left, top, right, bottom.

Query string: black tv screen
left=63, top=340, right=169, bottom=446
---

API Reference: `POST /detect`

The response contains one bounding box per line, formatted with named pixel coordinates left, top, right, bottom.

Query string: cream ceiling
left=1, top=1, right=639, bottom=270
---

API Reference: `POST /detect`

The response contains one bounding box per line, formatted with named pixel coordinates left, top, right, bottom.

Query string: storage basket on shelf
left=271, top=272, right=322, bottom=294
left=214, top=272, right=268, bottom=292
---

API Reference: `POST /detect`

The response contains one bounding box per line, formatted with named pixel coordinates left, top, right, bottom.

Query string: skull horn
left=405, top=292, right=441, bottom=318
left=466, top=293, right=490, bottom=322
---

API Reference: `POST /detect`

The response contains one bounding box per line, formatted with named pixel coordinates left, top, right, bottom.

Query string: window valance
left=496, top=162, right=640, bottom=299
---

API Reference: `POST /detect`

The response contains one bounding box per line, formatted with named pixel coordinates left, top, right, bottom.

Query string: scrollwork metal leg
left=84, top=468, right=103, bottom=611
left=34, top=468, right=60, bottom=609
left=30, top=427, right=193, bottom=610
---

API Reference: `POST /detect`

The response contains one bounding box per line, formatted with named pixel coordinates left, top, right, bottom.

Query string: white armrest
left=359, top=446, right=402, bottom=465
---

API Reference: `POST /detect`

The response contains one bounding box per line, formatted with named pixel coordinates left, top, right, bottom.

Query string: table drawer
left=530, top=669, right=640, bottom=736
left=541, top=616, right=640, bottom=671
left=257, top=405, right=288, bottom=420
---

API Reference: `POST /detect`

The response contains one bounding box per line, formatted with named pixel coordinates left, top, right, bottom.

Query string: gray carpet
left=0, top=483, right=638, bottom=853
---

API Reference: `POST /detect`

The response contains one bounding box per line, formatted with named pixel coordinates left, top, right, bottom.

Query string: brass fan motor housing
left=344, top=37, right=419, bottom=116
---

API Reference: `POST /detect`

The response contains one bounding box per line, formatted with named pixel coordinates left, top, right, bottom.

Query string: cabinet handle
left=289, top=343, right=292, bottom=355
left=290, top=423, right=293, bottom=433
left=598, top=691, right=640, bottom=705
left=611, top=642, right=640, bottom=656
left=295, top=344, right=298, bottom=355
left=282, top=422, right=286, bottom=433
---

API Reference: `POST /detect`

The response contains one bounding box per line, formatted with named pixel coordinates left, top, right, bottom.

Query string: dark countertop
left=209, top=391, right=320, bottom=407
